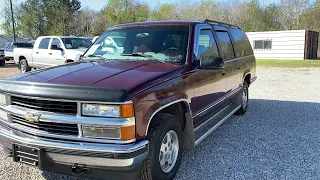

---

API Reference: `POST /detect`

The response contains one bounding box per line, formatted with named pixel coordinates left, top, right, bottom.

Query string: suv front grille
left=11, top=96, right=78, bottom=115
left=11, top=115, right=79, bottom=136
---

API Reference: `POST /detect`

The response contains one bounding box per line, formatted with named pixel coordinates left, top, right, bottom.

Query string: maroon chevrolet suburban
left=0, top=20, right=256, bottom=179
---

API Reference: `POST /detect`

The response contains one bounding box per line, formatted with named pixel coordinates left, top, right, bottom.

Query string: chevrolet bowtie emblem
left=24, top=112, right=41, bottom=122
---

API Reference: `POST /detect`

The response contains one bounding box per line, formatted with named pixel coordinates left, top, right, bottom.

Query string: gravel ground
left=0, top=64, right=320, bottom=180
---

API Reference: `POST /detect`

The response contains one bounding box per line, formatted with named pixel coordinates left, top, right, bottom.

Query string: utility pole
left=9, top=0, right=16, bottom=42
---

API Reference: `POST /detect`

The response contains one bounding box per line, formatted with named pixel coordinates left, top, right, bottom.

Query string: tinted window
left=13, top=43, right=33, bottom=48
left=61, top=38, right=92, bottom=49
left=197, top=29, right=219, bottom=59
left=51, top=38, right=62, bottom=48
left=254, top=40, right=263, bottom=49
left=263, top=40, right=272, bottom=49
left=215, top=31, right=235, bottom=60
left=253, top=40, right=272, bottom=50
left=229, top=28, right=253, bottom=57
left=38, top=38, right=50, bottom=49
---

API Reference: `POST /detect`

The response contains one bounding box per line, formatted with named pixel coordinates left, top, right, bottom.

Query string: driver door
left=192, top=27, right=227, bottom=128
left=48, top=38, right=66, bottom=66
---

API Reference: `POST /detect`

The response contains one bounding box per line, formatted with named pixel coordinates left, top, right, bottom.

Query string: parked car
left=0, top=20, right=256, bottom=180
left=28, top=40, right=36, bottom=46
left=4, top=42, right=33, bottom=61
left=0, top=48, right=4, bottom=66
left=13, top=36, right=92, bottom=73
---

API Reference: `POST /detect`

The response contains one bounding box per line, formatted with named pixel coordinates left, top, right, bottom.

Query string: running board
left=194, top=103, right=241, bottom=146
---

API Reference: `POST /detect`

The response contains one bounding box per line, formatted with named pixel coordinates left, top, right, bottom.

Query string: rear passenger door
left=33, top=37, right=51, bottom=68
left=214, top=26, right=241, bottom=100
left=228, top=27, right=255, bottom=84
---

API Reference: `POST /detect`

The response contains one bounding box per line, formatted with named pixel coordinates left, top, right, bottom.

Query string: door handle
left=49, top=53, right=52, bottom=55
left=222, top=72, right=225, bottom=76
left=35, top=52, right=39, bottom=54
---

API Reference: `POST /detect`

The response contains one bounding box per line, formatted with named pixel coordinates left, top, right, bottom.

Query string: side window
left=253, top=40, right=272, bottom=50
left=38, top=38, right=50, bottom=49
left=215, top=31, right=235, bottom=61
left=229, top=28, right=253, bottom=57
left=196, top=29, right=219, bottom=59
left=51, top=38, right=61, bottom=48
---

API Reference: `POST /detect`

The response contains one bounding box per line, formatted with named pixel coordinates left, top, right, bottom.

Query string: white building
left=246, top=30, right=318, bottom=60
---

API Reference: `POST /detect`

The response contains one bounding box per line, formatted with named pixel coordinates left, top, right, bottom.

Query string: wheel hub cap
left=20, top=63, right=26, bottom=73
left=242, top=87, right=248, bottom=107
left=159, top=130, right=179, bottom=173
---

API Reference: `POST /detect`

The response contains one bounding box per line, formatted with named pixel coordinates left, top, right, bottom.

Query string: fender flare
left=145, top=99, right=195, bottom=148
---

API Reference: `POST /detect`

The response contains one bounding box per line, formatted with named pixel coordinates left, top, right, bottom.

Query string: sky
left=0, top=0, right=281, bottom=34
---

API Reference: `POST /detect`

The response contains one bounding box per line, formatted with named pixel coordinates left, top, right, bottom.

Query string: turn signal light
left=120, top=104, right=134, bottom=118
left=120, top=125, right=135, bottom=140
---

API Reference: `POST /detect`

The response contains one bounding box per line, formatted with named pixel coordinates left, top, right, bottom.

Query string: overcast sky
left=0, top=0, right=281, bottom=34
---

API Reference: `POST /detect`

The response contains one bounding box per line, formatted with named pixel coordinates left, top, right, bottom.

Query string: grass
left=257, top=59, right=320, bottom=68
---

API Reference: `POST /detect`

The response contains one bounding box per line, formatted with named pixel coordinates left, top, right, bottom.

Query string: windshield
left=83, top=26, right=189, bottom=64
left=61, top=38, right=92, bottom=49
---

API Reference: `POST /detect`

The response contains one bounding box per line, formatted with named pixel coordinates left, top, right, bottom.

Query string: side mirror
left=199, top=56, right=224, bottom=69
left=51, top=45, right=63, bottom=51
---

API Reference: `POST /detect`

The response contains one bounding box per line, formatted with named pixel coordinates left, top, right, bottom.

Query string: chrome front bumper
left=0, top=121, right=148, bottom=169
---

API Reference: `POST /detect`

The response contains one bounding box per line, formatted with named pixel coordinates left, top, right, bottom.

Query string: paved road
left=0, top=66, right=320, bottom=179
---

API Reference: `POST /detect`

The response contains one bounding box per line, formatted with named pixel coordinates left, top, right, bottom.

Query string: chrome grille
left=11, top=96, right=77, bottom=115
left=11, top=115, right=79, bottom=136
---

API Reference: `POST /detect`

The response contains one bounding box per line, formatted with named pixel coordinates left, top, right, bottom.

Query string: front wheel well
left=147, top=101, right=189, bottom=134
left=19, top=56, right=26, bottom=61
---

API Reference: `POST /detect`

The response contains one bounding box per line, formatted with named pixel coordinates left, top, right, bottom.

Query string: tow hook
left=71, top=164, right=92, bottom=174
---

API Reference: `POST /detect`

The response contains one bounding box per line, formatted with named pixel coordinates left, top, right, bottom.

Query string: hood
left=65, top=48, right=88, bottom=54
left=65, top=48, right=87, bottom=60
left=11, top=61, right=182, bottom=92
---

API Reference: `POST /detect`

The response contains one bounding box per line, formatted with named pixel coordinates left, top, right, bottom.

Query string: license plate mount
left=12, top=144, right=43, bottom=167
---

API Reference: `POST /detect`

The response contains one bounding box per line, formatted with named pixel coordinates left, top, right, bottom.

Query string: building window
left=254, top=40, right=272, bottom=50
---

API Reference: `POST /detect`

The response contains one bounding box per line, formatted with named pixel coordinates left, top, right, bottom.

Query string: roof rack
left=204, top=19, right=240, bottom=29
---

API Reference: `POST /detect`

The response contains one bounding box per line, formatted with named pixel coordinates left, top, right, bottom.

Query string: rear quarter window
left=229, top=28, right=253, bottom=57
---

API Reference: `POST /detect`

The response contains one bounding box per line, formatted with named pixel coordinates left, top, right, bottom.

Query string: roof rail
left=204, top=19, right=240, bottom=29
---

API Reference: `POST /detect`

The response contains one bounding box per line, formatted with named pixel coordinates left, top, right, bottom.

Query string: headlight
left=82, top=125, right=120, bottom=139
left=83, top=104, right=120, bottom=117
left=81, top=125, right=135, bottom=140
left=82, top=103, right=134, bottom=118
left=0, top=93, right=6, bottom=105
left=81, top=103, right=135, bottom=140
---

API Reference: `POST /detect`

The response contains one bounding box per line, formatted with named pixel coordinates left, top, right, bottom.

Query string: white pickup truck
left=14, top=36, right=92, bottom=73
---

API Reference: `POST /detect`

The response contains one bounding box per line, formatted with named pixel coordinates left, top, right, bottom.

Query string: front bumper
left=0, top=121, right=148, bottom=179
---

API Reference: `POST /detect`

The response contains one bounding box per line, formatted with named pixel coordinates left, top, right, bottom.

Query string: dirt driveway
left=0, top=61, right=20, bottom=78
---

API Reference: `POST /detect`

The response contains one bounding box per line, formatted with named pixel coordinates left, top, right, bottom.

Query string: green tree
left=102, top=0, right=149, bottom=28
left=151, top=3, right=179, bottom=20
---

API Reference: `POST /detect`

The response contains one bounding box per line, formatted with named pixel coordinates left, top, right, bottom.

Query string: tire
left=19, top=59, right=31, bottom=73
left=236, top=81, right=249, bottom=115
left=141, top=113, right=183, bottom=180
left=0, top=61, right=5, bottom=66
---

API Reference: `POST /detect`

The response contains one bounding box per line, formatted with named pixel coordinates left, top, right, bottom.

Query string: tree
left=102, top=0, right=150, bottom=28
left=1, top=0, right=21, bottom=38
left=151, top=3, right=179, bottom=20
left=276, top=0, right=311, bottom=30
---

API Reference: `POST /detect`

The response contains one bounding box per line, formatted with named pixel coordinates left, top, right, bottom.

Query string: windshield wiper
left=120, top=53, right=151, bottom=58
left=85, top=54, right=102, bottom=58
